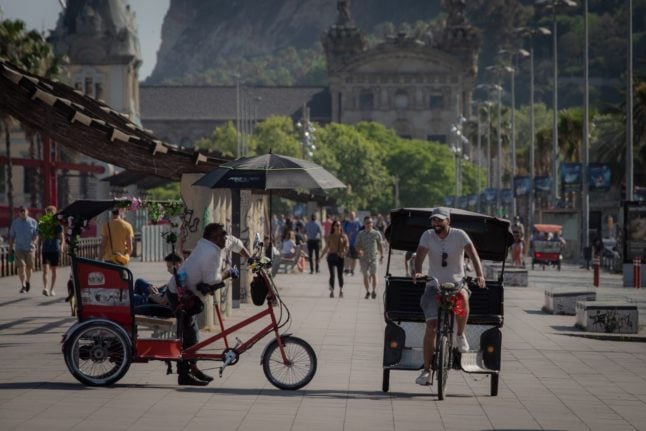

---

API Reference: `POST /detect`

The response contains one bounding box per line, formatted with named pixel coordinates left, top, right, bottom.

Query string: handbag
left=107, top=221, right=130, bottom=265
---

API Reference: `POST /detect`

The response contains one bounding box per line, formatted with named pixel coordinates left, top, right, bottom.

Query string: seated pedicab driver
left=166, top=223, right=250, bottom=386
left=412, top=207, right=486, bottom=386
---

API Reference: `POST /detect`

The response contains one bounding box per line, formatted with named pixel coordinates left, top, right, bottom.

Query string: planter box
left=544, top=289, right=597, bottom=315
left=575, top=301, right=639, bottom=334
left=485, top=263, right=528, bottom=287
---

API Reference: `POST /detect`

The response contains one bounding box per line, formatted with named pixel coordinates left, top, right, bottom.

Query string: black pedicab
left=58, top=200, right=317, bottom=388
left=382, top=208, right=513, bottom=398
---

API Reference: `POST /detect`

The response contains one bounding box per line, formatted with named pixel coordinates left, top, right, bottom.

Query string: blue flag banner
left=588, top=163, right=611, bottom=190
left=484, top=188, right=497, bottom=204
left=513, top=176, right=531, bottom=197
left=458, top=196, right=468, bottom=209
left=467, top=194, right=478, bottom=207
left=560, top=162, right=582, bottom=192
left=444, top=195, right=455, bottom=207
left=534, top=176, right=552, bottom=194
left=501, top=188, right=513, bottom=204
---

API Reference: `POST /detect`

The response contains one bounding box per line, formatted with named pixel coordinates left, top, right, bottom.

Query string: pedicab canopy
left=532, top=224, right=562, bottom=234
left=386, top=208, right=514, bottom=262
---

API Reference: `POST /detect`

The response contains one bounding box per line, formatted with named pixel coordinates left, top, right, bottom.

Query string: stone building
left=322, top=0, right=481, bottom=143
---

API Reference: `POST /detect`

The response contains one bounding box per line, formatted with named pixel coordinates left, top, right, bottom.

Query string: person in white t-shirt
left=412, top=207, right=486, bottom=386
left=167, top=222, right=250, bottom=386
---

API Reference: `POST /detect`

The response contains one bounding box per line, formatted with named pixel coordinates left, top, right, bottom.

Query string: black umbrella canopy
left=193, top=153, right=346, bottom=190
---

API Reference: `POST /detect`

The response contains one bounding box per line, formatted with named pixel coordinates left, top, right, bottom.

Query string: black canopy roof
left=386, top=208, right=514, bottom=262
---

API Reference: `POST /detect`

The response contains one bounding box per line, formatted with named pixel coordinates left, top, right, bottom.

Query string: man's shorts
left=15, top=250, right=35, bottom=269
left=359, top=258, right=377, bottom=276
left=420, top=280, right=471, bottom=321
left=347, top=246, right=359, bottom=259
left=42, top=251, right=60, bottom=267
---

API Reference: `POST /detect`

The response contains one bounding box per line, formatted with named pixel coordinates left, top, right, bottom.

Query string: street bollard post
left=634, top=256, right=642, bottom=289
left=593, top=256, right=600, bottom=287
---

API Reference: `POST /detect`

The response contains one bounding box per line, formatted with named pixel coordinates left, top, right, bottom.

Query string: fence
left=0, top=237, right=102, bottom=278
left=141, top=224, right=173, bottom=262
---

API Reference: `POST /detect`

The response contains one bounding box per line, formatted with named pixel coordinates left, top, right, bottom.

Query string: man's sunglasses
left=441, top=252, right=448, bottom=267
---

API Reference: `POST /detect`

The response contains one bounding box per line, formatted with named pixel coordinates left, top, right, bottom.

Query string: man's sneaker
left=415, top=370, right=431, bottom=386
left=457, top=335, right=470, bottom=353
left=330, top=290, right=334, bottom=298
left=42, top=289, right=49, bottom=296
left=371, top=290, right=377, bottom=299
left=339, top=290, right=343, bottom=298
left=25, top=282, right=30, bottom=292
left=364, top=292, right=370, bottom=299
left=50, top=290, right=56, bottom=296
left=19, top=286, right=26, bottom=294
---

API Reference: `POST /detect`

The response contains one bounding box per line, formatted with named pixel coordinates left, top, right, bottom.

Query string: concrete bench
left=484, top=263, right=528, bottom=287
left=543, top=289, right=597, bottom=315
left=575, top=301, right=639, bottom=334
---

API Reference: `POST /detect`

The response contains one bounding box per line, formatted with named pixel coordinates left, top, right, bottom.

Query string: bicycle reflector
left=383, top=322, right=405, bottom=366
left=480, top=327, right=502, bottom=370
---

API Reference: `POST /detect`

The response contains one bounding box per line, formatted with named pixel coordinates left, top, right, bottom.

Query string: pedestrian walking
left=304, top=214, right=322, bottom=274
left=320, top=220, right=348, bottom=298
left=355, top=215, right=384, bottom=299
left=39, top=205, right=65, bottom=296
left=101, top=207, right=134, bottom=266
left=9, top=205, right=39, bottom=293
left=342, top=211, right=361, bottom=276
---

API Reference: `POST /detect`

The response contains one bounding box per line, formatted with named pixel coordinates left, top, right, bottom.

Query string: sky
left=0, top=0, right=169, bottom=80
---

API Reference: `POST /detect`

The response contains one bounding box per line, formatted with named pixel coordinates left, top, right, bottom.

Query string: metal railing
left=0, top=237, right=102, bottom=278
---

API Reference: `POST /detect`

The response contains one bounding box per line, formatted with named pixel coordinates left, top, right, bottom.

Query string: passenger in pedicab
left=166, top=223, right=250, bottom=386
left=132, top=252, right=183, bottom=306
left=411, top=207, right=487, bottom=386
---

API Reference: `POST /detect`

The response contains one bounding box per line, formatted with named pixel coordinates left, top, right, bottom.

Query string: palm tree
left=0, top=19, right=62, bottom=214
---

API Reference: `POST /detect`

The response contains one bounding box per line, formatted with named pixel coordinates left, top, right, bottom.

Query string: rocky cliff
left=147, top=0, right=442, bottom=84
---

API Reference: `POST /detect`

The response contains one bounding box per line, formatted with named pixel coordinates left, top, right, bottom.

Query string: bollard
left=634, top=256, right=642, bottom=289
left=593, top=256, right=600, bottom=287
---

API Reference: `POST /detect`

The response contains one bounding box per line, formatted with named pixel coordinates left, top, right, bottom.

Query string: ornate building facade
left=322, top=0, right=481, bottom=143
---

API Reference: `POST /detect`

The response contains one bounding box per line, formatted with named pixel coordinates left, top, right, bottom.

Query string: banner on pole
left=484, top=188, right=497, bottom=204
left=560, top=162, right=582, bottom=192
left=588, top=163, right=612, bottom=190
left=513, top=176, right=531, bottom=197
left=534, top=176, right=552, bottom=194
left=501, top=189, right=513, bottom=205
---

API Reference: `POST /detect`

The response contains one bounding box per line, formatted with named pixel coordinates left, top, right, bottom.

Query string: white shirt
left=167, top=236, right=244, bottom=294
left=418, top=227, right=472, bottom=284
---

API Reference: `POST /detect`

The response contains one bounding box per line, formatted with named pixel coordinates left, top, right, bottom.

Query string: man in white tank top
left=412, top=207, right=486, bottom=386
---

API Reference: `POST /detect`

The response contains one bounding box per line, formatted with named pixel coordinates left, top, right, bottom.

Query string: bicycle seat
left=196, top=282, right=226, bottom=296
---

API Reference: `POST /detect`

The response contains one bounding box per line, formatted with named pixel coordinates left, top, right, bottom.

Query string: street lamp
left=497, top=49, right=530, bottom=217
left=477, top=83, right=504, bottom=212
left=515, top=25, right=551, bottom=232
left=451, top=117, right=469, bottom=200
left=535, top=0, right=578, bottom=206
left=296, top=105, right=316, bottom=160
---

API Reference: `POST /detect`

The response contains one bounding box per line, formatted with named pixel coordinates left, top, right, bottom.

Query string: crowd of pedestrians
left=270, top=210, right=390, bottom=299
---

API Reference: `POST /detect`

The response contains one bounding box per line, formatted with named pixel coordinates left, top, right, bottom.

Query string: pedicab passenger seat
left=384, top=276, right=504, bottom=327
left=134, top=304, right=176, bottom=339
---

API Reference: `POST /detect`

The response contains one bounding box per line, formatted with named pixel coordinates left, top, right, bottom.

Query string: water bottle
left=176, top=271, right=188, bottom=294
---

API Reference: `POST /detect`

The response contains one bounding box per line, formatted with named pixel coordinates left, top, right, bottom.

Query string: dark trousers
left=167, top=292, right=199, bottom=375
left=327, top=254, right=344, bottom=289
left=307, top=239, right=320, bottom=273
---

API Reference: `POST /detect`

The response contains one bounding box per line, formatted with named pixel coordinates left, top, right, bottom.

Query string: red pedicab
left=59, top=200, right=317, bottom=388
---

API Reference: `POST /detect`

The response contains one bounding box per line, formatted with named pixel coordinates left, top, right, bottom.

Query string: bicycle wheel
left=262, top=336, right=317, bottom=390
left=436, top=334, right=450, bottom=400
left=63, top=321, right=131, bottom=386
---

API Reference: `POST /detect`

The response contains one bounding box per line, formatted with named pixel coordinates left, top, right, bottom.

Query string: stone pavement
left=1, top=253, right=646, bottom=431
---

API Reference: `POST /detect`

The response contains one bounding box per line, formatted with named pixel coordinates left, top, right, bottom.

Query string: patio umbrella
left=193, top=153, right=346, bottom=241
left=193, top=153, right=346, bottom=191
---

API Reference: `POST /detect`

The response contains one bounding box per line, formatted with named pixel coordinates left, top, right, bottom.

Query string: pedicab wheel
left=262, top=336, right=317, bottom=390
left=436, top=335, right=450, bottom=400
left=63, top=320, right=131, bottom=386
left=490, top=373, right=499, bottom=396
left=382, top=369, right=390, bottom=392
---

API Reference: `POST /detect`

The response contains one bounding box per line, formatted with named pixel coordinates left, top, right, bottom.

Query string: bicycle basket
left=250, top=274, right=269, bottom=306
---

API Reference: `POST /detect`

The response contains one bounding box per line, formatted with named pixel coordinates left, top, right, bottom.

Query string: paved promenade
left=1, top=253, right=645, bottom=431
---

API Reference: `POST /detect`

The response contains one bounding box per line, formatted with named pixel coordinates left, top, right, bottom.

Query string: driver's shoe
left=178, top=372, right=209, bottom=386
left=191, top=366, right=214, bottom=382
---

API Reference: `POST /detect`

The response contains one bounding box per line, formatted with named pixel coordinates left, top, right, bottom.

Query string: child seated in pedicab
left=133, top=252, right=183, bottom=307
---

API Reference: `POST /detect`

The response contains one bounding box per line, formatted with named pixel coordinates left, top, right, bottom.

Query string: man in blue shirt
left=9, top=206, right=39, bottom=293
left=304, top=214, right=322, bottom=274
left=342, top=211, right=361, bottom=276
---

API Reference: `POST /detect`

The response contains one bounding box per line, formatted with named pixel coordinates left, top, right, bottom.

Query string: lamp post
left=536, top=0, right=577, bottom=207
left=297, top=105, right=316, bottom=160
left=480, top=80, right=505, bottom=214
left=497, top=50, right=530, bottom=217
left=626, top=0, right=634, bottom=201
left=515, top=25, right=551, bottom=234
left=582, top=0, right=590, bottom=260
left=451, top=117, right=469, bottom=201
